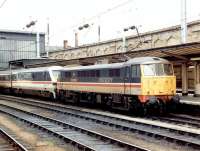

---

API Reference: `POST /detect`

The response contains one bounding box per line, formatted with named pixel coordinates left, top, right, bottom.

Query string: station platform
left=180, top=95, right=200, bottom=106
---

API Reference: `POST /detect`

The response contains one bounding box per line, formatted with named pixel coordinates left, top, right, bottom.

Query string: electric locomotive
left=57, top=57, right=179, bottom=114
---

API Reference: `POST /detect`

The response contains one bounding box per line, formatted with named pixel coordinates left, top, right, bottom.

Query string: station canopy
left=9, top=42, right=200, bottom=68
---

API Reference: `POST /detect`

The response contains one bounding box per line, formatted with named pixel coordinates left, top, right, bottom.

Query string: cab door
left=124, top=66, right=131, bottom=95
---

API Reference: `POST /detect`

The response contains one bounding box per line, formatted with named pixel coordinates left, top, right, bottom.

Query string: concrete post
left=122, top=31, right=126, bottom=52
left=194, top=63, right=200, bottom=97
left=181, top=0, right=187, bottom=43
left=197, top=64, right=200, bottom=84
left=75, top=32, right=78, bottom=47
left=182, top=63, right=188, bottom=95
left=36, top=32, right=40, bottom=58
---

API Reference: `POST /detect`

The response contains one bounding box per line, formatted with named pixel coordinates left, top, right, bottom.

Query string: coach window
left=45, top=72, right=51, bottom=81
left=24, top=72, right=32, bottom=81
left=11, top=74, right=17, bottom=81
left=32, top=73, right=36, bottom=81
left=0, top=76, right=4, bottom=81
left=18, top=73, right=24, bottom=80
left=63, top=72, right=71, bottom=81
left=5, top=75, right=10, bottom=81
left=71, top=71, right=76, bottom=78
left=32, top=72, right=44, bottom=81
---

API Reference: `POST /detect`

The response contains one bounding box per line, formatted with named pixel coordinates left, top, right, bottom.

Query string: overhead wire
left=0, top=0, right=7, bottom=9
left=70, top=0, right=134, bottom=30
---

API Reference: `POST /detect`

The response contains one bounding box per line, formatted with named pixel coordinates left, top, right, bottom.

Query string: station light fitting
left=78, top=26, right=83, bottom=30
left=123, top=28, right=128, bottom=32
left=78, top=24, right=90, bottom=30
left=124, top=26, right=136, bottom=32
left=26, top=20, right=37, bottom=28
left=83, top=24, right=89, bottom=28
left=130, top=26, right=136, bottom=30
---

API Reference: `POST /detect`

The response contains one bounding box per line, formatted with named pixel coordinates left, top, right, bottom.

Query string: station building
left=0, top=30, right=45, bottom=70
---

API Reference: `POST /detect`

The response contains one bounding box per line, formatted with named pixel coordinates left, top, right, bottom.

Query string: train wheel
left=168, top=95, right=180, bottom=112
left=18, top=89, right=23, bottom=97
left=101, top=95, right=109, bottom=109
left=90, top=94, right=97, bottom=107
left=59, top=91, right=65, bottom=102
left=142, top=104, right=148, bottom=116
left=49, top=93, right=55, bottom=101
left=73, top=94, right=80, bottom=104
left=158, top=100, right=166, bottom=115
left=129, top=98, right=143, bottom=116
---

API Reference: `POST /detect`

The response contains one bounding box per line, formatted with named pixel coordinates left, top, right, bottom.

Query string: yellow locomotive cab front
left=142, top=76, right=176, bottom=96
left=140, top=63, right=177, bottom=103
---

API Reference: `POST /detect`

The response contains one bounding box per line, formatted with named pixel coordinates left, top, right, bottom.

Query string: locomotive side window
left=131, top=65, right=141, bottom=77
left=131, top=65, right=141, bottom=83
left=100, top=69, right=108, bottom=77
left=125, top=67, right=130, bottom=78
left=109, top=69, right=120, bottom=77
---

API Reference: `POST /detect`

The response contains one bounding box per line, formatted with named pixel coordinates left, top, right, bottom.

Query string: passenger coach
left=0, top=70, right=11, bottom=93
left=11, top=66, right=62, bottom=99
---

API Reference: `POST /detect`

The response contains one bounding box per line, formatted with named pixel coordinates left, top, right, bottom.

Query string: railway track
left=0, top=98, right=150, bottom=151
left=149, top=114, right=200, bottom=128
left=0, top=127, right=29, bottom=151
left=0, top=95, right=200, bottom=150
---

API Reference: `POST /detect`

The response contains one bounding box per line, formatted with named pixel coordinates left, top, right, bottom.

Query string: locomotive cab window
left=163, top=64, right=173, bottom=75
left=143, top=64, right=173, bottom=76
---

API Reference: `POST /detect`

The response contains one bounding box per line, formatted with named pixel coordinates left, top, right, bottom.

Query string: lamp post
left=181, top=0, right=187, bottom=43
left=26, top=20, right=40, bottom=58
left=76, top=23, right=90, bottom=46
left=122, top=25, right=140, bottom=52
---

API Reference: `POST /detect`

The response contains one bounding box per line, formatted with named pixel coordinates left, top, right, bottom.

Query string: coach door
left=124, top=66, right=131, bottom=95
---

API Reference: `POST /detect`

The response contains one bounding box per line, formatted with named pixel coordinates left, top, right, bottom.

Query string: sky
left=0, top=0, right=199, bottom=47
